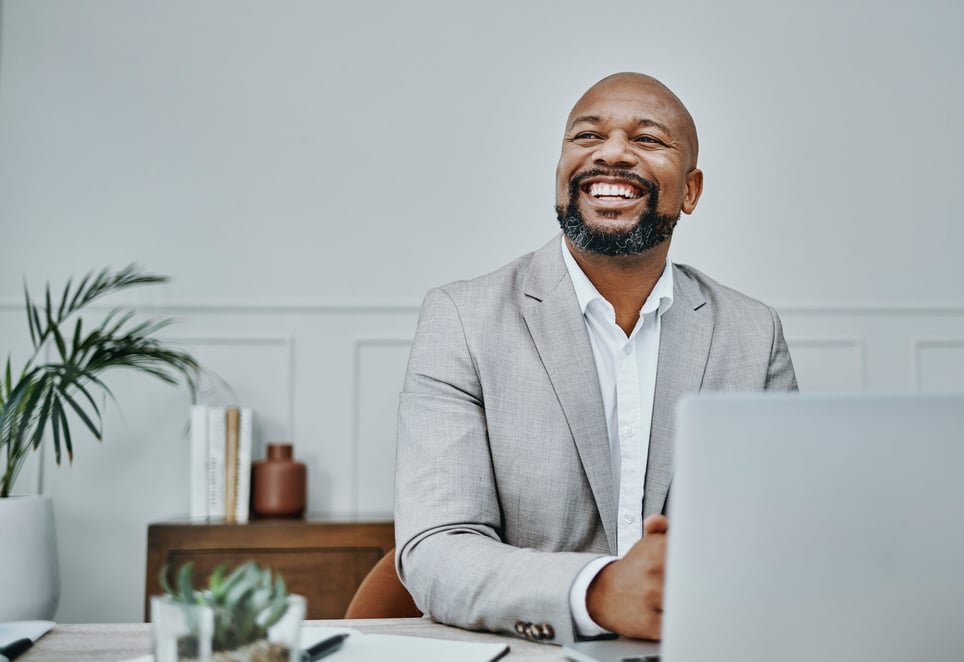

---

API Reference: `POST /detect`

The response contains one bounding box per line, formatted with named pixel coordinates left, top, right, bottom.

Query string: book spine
left=224, top=407, right=240, bottom=523
left=207, top=406, right=227, bottom=520
left=189, top=405, right=209, bottom=520
left=235, top=407, right=253, bottom=524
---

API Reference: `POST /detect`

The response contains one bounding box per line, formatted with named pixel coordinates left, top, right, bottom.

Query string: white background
left=1, top=0, right=962, bottom=623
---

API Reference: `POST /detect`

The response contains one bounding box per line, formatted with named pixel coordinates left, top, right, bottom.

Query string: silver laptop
left=567, top=393, right=964, bottom=662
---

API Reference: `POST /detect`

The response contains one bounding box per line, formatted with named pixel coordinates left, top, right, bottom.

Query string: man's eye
left=574, top=132, right=601, bottom=140
left=634, top=135, right=662, bottom=144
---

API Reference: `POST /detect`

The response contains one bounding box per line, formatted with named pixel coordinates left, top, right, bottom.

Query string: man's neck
left=566, top=239, right=670, bottom=337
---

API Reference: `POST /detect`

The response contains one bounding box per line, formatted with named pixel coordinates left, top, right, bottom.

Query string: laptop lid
left=661, top=393, right=964, bottom=662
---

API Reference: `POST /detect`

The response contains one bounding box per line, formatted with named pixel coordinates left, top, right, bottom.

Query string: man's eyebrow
left=635, top=118, right=671, bottom=134
left=568, top=115, right=601, bottom=129
left=567, top=115, right=673, bottom=135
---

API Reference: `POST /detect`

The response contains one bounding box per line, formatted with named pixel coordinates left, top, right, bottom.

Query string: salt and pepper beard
left=556, top=169, right=680, bottom=256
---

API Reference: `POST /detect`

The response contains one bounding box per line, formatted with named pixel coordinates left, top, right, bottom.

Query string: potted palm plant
left=0, top=265, right=199, bottom=621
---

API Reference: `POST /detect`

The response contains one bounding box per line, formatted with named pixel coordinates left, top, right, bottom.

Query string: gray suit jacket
left=394, top=236, right=797, bottom=644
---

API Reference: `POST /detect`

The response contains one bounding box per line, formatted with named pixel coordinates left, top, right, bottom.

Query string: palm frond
left=57, top=400, right=73, bottom=462
left=52, top=322, right=68, bottom=361
left=31, top=384, right=56, bottom=451
left=23, top=283, right=41, bottom=348
left=1, top=266, right=200, bottom=496
left=51, top=398, right=64, bottom=465
left=57, top=384, right=102, bottom=441
left=57, top=277, right=73, bottom=322
left=3, top=356, right=12, bottom=400
left=67, top=271, right=93, bottom=313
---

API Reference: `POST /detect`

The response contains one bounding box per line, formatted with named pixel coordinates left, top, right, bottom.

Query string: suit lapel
left=522, top=238, right=617, bottom=552
left=644, top=265, right=712, bottom=519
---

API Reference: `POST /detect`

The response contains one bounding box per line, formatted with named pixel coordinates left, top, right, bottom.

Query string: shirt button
left=624, top=426, right=636, bottom=437
left=622, top=512, right=635, bottom=524
left=623, top=344, right=633, bottom=355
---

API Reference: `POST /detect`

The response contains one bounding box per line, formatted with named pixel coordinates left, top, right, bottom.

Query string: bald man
left=394, top=73, right=797, bottom=644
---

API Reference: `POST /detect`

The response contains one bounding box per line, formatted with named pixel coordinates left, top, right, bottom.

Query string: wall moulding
left=913, top=338, right=964, bottom=393
left=4, top=300, right=964, bottom=316
left=351, top=338, right=414, bottom=516
left=0, top=299, right=422, bottom=315
left=168, top=334, right=297, bottom=443
left=783, top=337, right=866, bottom=391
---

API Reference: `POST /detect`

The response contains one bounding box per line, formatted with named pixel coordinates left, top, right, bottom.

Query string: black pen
left=301, top=632, right=350, bottom=661
left=0, top=638, right=33, bottom=662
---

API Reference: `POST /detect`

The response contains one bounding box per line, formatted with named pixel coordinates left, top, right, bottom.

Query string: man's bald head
left=568, top=72, right=699, bottom=169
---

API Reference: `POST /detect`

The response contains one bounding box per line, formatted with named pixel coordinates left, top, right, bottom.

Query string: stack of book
left=189, top=405, right=254, bottom=523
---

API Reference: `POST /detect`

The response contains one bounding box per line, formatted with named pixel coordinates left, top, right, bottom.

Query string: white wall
left=1, top=0, right=962, bottom=623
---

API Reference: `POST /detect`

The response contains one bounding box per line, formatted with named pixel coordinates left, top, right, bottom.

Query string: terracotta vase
left=251, top=443, right=306, bottom=518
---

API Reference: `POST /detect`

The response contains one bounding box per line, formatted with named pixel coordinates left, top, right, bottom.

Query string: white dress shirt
left=560, top=239, right=675, bottom=636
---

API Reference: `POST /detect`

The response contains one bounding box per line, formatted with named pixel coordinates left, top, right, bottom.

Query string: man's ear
left=681, top=168, right=703, bottom=215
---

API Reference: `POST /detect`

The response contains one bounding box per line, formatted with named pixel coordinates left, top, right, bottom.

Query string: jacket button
left=539, top=623, right=555, bottom=640
left=514, top=621, right=528, bottom=636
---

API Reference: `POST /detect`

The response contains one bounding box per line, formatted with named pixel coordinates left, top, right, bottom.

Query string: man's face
left=555, top=76, right=703, bottom=256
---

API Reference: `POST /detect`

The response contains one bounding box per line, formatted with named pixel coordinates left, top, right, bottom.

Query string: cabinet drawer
left=145, top=519, right=394, bottom=621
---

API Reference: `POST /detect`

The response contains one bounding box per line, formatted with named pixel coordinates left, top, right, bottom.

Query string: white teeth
left=590, top=182, right=639, bottom=199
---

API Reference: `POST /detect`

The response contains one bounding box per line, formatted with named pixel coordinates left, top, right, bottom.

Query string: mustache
left=568, top=169, right=657, bottom=197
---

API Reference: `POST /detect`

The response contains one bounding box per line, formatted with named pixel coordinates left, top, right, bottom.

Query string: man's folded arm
left=394, top=288, right=607, bottom=643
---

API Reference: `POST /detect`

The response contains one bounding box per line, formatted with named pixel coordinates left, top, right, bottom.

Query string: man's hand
left=585, top=514, right=668, bottom=640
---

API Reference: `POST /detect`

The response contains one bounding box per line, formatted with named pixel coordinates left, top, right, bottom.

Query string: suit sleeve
left=394, top=288, right=604, bottom=644
left=765, top=305, right=798, bottom=391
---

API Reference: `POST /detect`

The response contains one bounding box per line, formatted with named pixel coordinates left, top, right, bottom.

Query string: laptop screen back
left=662, top=393, right=964, bottom=662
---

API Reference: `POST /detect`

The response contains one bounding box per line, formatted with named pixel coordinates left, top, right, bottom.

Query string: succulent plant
left=160, top=561, right=291, bottom=655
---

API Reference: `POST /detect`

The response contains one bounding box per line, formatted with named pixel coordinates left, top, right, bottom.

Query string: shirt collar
left=560, top=237, right=675, bottom=318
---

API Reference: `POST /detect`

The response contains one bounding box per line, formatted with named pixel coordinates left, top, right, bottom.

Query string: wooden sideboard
left=144, top=518, right=395, bottom=621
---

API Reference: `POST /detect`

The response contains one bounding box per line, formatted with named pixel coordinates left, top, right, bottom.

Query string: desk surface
left=20, top=617, right=570, bottom=661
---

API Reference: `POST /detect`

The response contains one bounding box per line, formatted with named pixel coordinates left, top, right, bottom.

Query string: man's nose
left=593, top=134, right=637, bottom=168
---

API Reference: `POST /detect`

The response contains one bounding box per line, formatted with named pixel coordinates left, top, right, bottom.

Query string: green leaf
left=45, top=284, right=54, bottom=331
left=4, top=356, right=11, bottom=400
left=259, top=591, right=289, bottom=629
left=57, top=277, right=72, bottom=323
left=51, top=399, right=63, bottom=465
left=52, top=323, right=68, bottom=360
left=31, top=383, right=55, bottom=450
left=57, top=386, right=102, bottom=440
left=225, top=581, right=256, bottom=613
left=159, top=564, right=174, bottom=596
left=29, top=304, right=44, bottom=350
left=12, top=376, right=46, bottom=453
left=208, top=563, right=228, bottom=594
left=0, top=372, right=39, bottom=445
left=67, top=378, right=101, bottom=423
left=70, top=318, right=83, bottom=361
left=24, top=283, right=38, bottom=346
left=56, top=400, right=73, bottom=463
left=67, top=271, right=92, bottom=313
left=177, top=562, right=196, bottom=604
left=219, top=561, right=254, bottom=599
left=103, top=309, right=136, bottom=339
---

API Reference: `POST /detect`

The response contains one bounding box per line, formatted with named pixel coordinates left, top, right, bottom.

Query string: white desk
left=19, top=617, right=571, bottom=661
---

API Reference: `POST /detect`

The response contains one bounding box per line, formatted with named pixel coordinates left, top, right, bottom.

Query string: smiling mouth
left=583, top=181, right=643, bottom=200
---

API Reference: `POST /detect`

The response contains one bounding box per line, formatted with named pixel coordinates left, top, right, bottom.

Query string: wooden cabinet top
left=147, top=517, right=394, bottom=549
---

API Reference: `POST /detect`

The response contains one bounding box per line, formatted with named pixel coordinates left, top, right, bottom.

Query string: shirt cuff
left=569, top=555, right=618, bottom=638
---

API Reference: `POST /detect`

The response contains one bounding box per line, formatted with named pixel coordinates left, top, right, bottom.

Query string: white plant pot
left=0, top=494, right=60, bottom=620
